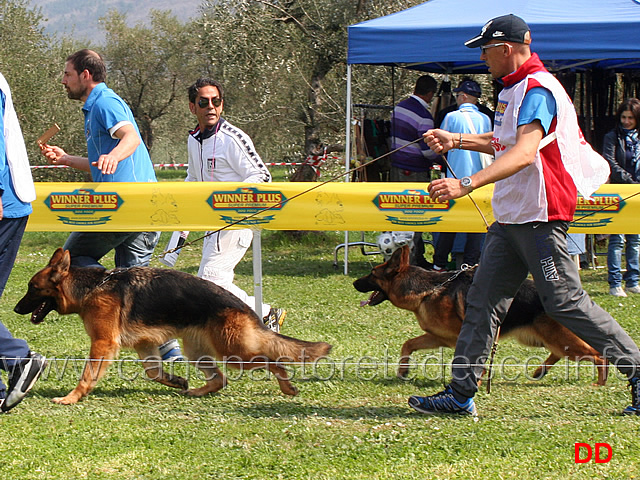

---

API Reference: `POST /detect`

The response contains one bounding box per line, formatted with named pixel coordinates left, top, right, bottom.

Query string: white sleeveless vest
left=0, top=73, right=36, bottom=203
left=492, top=70, right=609, bottom=223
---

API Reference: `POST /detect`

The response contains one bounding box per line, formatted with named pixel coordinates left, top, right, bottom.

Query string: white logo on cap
left=481, top=20, right=493, bottom=35
left=492, top=30, right=506, bottom=38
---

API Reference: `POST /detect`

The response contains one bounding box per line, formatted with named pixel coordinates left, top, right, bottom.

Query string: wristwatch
left=460, top=176, right=473, bottom=191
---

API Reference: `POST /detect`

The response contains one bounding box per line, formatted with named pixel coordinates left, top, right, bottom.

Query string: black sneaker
left=623, top=377, right=640, bottom=415
left=263, top=308, right=287, bottom=333
left=1, top=352, right=46, bottom=412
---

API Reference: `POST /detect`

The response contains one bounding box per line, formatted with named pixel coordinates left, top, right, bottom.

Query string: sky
left=28, top=0, right=202, bottom=43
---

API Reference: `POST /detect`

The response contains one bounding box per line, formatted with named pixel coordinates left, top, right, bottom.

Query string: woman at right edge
left=603, top=98, right=640, bottom=297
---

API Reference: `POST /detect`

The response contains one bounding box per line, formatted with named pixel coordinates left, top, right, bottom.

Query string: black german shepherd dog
left=15, top=248, right=332, bottom=404
left=354, top=245, right=607, bottom=384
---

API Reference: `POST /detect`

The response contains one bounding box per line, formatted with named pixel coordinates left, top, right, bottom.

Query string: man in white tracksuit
left=186, top=77, right=285, bottom=332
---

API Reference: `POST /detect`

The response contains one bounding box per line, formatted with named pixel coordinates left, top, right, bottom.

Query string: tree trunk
left=137, top=115, right=153, bottom=151
left=291, top=59, right=332, bottom=181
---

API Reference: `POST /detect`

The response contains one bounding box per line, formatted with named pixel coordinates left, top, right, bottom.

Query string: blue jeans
left=0, top=216, right=31, bottom=396
left=607, top=234, right=640, bottom=288
left=63, top=231, right=160, bottom=268
left=433, top=232, right=485, bottom=268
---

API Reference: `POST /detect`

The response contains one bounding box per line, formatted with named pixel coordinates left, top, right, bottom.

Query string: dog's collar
left=434, top=264, right=475, bottom=290
left=95, top=268, right=129, bottom=289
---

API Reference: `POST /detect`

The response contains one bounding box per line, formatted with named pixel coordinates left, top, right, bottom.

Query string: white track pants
left=198, top=229, right=270, bottom=315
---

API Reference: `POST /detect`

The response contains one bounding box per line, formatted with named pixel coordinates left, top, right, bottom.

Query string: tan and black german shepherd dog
left=14, top=248, right=331, bottom=405
left=354, top=245, right=608, bottom=385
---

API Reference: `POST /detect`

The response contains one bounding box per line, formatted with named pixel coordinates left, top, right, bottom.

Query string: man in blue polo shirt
left=41, top=49, right=158, bottom=266
left=41, top=49, right=181, bottom=360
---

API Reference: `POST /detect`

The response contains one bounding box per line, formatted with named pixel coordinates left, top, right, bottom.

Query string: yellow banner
left=26, top=182, right=640, bottom=233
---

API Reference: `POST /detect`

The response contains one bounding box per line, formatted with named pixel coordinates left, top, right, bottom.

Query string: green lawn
left=1, top=230, right=638, bottom=479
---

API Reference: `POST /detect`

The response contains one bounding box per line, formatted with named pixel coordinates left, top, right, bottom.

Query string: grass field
left=1, top=228, right=639, bottom=479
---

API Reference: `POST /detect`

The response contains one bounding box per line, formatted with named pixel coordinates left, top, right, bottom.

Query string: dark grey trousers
left=451, top=220, right=640, bottom=398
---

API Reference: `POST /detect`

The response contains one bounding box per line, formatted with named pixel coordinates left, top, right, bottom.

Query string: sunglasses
left=197, top=97, right=222, bottom=108
left=480, top=43, right=507, bottom=54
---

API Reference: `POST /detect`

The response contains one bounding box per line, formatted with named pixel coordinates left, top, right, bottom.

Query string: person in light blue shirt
left=441, top=81, right=492, bottom=178
left=83, top=82, right=156, bottom=183
left=432, top=80, right=492, bottom=270
left=41, top=49, right=159, bottom=268
left=41, top=49, right=182, bottom=361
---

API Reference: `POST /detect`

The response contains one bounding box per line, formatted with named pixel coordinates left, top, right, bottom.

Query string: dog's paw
left=181, top=386, right=215, bottom=397
left=281, top=385, right=299, bottom=396
left=167, top=375, right=188, bottom=390
left=52, top=395, right=79, bottom=405
left=532, top=367, right=548, bottom=380
left=397, top=368, right=409, bottom=379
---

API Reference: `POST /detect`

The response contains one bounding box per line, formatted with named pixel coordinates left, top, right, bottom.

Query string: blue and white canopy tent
left=347, top=0, right=640, bottom=73
left=339, top=0, right=640, bottom=272
left=344, top=0, right=640, bottom=174
left=345, top=0, right=640, bottom=139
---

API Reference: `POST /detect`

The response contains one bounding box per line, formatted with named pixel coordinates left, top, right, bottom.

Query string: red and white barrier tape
left=31, top=164, right=69, bottom=168
left=30, top=156, right=341, bottom=169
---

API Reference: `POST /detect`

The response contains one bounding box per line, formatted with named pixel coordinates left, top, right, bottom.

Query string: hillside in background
left=29, top=0, right=202, bottom=43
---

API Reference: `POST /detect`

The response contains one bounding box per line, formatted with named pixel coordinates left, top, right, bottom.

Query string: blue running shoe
left=159, top=339, right=185, bottom=362
left=623, top=377, right=640, bottom=415
left=408, top=386, right=477, bottom=416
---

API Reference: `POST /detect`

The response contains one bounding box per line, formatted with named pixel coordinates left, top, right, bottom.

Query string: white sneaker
left=627, top=285, right=640, bottom=294
left=610, top=286, right=627, bottom=297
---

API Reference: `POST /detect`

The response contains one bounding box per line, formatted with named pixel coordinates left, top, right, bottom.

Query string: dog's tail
left=265, top=333, right=332, bottom=363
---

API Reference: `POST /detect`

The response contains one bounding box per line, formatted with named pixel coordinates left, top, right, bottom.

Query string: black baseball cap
left=465, top=14, right=531, bottom=48
left=453, top=80, right=482, bottom=98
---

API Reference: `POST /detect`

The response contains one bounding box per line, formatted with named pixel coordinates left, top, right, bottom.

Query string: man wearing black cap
left=431, top=79, right=492, bottom=271
left=411, top=14, right=640, bottom=417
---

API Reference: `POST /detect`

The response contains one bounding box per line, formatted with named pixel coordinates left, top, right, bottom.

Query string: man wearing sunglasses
left=41, top=49, right=183, bottom=361
left=185, top=77, right=286, bottom=332
left=411, top=14, right=640, bottom=417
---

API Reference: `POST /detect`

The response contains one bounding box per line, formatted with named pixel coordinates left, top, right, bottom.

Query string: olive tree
left=100, top=9, right=206, bottom=155
left=0, top=0, right=86, bottom=180
left=197, top=0, right=423, bottom=166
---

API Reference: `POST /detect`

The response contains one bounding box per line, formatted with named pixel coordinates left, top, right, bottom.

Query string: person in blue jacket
left=0, top=72, right=46, bottom=412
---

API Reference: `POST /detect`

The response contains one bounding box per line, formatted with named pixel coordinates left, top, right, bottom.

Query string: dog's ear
left=48, top=247, right=66, bottom=266
left=398, top=244, right=411, bottom=267
left=386, top=245, right=410, bottom=272
left=48, top=248, right=70, bottom=283
left=386, top=247, right=402, bottom=269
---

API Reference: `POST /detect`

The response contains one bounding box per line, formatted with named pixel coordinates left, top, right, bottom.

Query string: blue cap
left=453, top=80, right=482, bottom=98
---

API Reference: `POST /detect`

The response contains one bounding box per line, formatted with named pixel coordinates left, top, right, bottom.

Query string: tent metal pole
left=252, top=229, right=263, bottom=319
left=343, top=64, right=353, bottom=275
